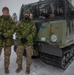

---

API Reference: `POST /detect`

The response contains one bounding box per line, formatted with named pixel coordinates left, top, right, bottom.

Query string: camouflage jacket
left=0, top=15, right=16, bottom=38
left=0, top=15, right=16, bottom=47
left=16, top=19, right=36, bottom=46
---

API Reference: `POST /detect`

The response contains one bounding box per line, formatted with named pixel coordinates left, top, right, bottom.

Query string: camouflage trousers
left=0, top=47, right=11, bottom=68
left=16, top=45, right=33, bottom=68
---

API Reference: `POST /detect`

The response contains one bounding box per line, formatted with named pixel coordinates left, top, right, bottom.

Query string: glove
left=20, top=38, right=28, bottom=44
left=0, top=34, right=6, bottom=40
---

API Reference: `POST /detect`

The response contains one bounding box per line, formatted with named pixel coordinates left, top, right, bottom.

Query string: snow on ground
left=0, top=46, right=74, bottom=75
left=62, top=60, right=74, bottom=75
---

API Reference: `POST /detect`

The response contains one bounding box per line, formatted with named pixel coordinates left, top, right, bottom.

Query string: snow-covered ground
left=0, top=46, right=74, bottom=75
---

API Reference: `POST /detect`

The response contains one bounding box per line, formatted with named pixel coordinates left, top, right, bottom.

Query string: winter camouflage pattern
left=16, top=19, right=36, bottom=46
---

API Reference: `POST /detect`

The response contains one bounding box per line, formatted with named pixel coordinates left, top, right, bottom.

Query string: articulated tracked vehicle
left=15, top=0, right=74, bottom=69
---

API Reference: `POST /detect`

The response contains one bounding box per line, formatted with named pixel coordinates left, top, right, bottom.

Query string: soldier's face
left=2, top=10, right=9, bottom=16
left=24, top=13, right=30, bottom=18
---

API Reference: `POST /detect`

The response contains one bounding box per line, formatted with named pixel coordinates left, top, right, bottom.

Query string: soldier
left=0, top=7, right=16, bottom=74
left=16, top=11, right=36, bottom=74
left=12, top=12, right=18, bottom=23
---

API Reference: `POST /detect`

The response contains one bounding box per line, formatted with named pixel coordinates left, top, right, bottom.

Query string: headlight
left=51, top=35, right=57, bottom=42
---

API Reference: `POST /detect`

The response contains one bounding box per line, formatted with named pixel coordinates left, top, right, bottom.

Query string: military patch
left=33, top=26, right=36, bottom=29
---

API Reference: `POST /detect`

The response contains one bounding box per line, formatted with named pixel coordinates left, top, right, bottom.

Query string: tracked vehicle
left=15, top=0, right=74, bottom=69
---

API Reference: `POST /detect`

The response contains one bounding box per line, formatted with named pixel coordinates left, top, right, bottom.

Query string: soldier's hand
left=1, top=34, right=6, bottom=40
left=20, top=38, right=28, bottom=44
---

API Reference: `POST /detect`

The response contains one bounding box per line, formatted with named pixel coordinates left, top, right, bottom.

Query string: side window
left=56, top=4, right=64, bottom=16
left=32, top=6, right=39, bottom=18
left=52, top=2, right=64, bottom=17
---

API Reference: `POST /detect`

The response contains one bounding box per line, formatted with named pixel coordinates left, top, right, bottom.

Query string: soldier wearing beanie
left=16, top=10, right=36, bottom=74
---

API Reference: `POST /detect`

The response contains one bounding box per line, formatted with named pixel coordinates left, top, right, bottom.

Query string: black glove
left=0, top=34, right=6, bottom=40
left=20, top=38, right=28, bottom=44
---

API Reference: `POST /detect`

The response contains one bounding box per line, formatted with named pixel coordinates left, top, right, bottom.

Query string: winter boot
left=16, top=64, right=22, bottom=73
left=25, top=67, right=30, bottom=74
left=4, top=68, right=9, bottom=74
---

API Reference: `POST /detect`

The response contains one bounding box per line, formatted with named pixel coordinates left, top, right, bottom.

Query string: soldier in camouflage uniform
left=0, top=7, right=16, bottom=74
left=16, top=11, right=36, bottom=74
